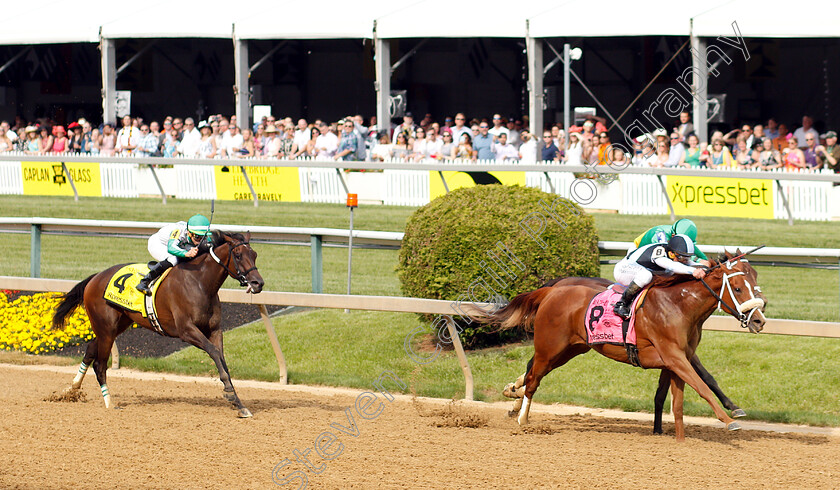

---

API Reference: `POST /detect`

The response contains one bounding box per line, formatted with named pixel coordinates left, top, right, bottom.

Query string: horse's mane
left=209, top=230, right=247, bottom=245
left=649, top=258, right=720, bottom=288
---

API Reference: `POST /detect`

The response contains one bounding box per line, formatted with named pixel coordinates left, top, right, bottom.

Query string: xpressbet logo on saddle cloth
left=584, top=286, right=648, bottom=346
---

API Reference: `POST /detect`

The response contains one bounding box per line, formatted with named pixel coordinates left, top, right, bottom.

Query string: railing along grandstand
left=1, top=152, right=839, bottom=222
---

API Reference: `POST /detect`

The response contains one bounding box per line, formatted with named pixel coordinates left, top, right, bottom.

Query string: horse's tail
left=52, top=274, right=95, bottom=329
left=474, top=287, right=555, bottom=332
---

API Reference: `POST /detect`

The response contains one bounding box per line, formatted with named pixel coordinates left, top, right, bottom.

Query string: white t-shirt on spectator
left=492, top=141, right=519, bottom=162
left=180, top=128, right=202, bottom=158
left=294, top=128, right=311, bottom=150
left=315, top=131, right=338, bottom=158
left=519, top=139, right=537, bottom=163
left=488, top=126, right=510, bottom=140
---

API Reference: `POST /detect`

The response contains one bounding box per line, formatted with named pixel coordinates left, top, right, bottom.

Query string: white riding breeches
left=148, top=235, right=179, bottom=266
left=614, top=258, right=654, bottom=288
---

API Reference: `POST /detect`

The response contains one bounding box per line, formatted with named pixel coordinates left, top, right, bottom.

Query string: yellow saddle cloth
left=102, top=263, right=171, bottom=316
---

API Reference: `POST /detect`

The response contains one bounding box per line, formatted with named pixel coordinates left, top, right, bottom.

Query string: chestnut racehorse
left=479, top=251, right=766, bottom=440
left=52, top=230, right=264, bottom=417
left=511, top=276, right=748, bottom=434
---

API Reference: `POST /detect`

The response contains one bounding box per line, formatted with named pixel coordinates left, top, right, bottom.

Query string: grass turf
left=122, top=309, right=840, bottom=427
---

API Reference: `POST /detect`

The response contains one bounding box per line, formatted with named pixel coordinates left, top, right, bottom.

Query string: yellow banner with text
left=214, top=165, right=301, bottom=202
left=429, top=171, right=526, bottom=201
left=21, top=161, right=102, bottom=196
left=666, top=176, right=774, bottom=219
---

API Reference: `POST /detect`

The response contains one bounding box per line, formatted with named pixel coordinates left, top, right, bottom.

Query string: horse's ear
left=735, top=247, right=742, bottom=256
left=244, top=231, right=251, bottom=242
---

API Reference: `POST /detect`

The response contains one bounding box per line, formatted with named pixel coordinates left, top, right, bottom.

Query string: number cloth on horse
left=584, top=285, right=648, bottom=346
left=103, top=263, right=172, bottom=316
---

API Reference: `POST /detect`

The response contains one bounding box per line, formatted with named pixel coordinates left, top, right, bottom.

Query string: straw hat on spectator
left=25, top=125, right=38, bottom=134
left=653, top=128, right=668, bottom=138
left=264, top=124, right=279, bottom=133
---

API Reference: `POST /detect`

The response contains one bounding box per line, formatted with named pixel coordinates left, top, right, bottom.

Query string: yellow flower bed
left=0, top=291, right=94, bottom=354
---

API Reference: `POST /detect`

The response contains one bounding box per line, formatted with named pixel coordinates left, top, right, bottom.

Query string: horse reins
left=209, top=239, right=258, bottom=287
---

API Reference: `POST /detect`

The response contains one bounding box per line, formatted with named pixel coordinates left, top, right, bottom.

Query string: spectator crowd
left=1, top=111, right=837, bottom=173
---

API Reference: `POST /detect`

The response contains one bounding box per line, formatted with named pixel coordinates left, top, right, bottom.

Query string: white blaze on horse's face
left=721, top=258, right=766, bottom=333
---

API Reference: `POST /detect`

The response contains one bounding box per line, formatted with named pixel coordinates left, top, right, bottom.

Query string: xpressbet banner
left=666, top=176, right=774, bottom=219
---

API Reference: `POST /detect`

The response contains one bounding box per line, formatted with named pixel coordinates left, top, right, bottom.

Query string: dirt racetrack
left=1, top=364, right=838, bottom=489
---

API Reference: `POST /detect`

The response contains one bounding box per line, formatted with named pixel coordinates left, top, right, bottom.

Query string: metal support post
left=438, top=171, right=450, bottom=193
left=111, top=343, right=120, bottom=369
left=374, top=30, right=391, bottom=137
left=239, top=166, right=258, bottom=207
left=147, top=165, right=167, bottom=204
left=30, top=224, right=41, bottom=278
left=691, top=33, right=709, bottom=145
left=563, top=43, right=571, bottom=133
left=444, top=315, right=473, bottom=401
left=656, top=175, right=676, bottom=220
left=259, top=304, right=287, bottom=384
left=234, top=37, right=251, bottom=132
left=100, top=35, right=116, bottom=125
left=310, top=235, right=323, bottom=293
left=775, top=180, right=794, bottom=225
left=61, top=162, right=79, bottom=202
left=526, top=28, right=544, bottom=137
left=543, top=172, right=556, bottom=193
left=346, top=207, right=354, bottom=309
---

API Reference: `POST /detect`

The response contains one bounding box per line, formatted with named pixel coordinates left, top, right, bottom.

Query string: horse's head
left=212, top=231, right=264, bottom=294
left=710, top=249, right=766, bottom=333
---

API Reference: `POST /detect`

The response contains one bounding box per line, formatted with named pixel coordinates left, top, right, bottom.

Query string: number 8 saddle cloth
left=584, top=285, right=650, bottom=347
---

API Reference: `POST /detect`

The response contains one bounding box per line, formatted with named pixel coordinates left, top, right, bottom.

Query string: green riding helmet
left=187, top=214, right=211, bottom=236
left=671, top=218, right=697, bottom=242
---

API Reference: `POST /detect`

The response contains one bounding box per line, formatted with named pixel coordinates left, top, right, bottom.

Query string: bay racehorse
left=52, top=230, right=264, bottom=417
left=478, top=251, right=766, bottom=441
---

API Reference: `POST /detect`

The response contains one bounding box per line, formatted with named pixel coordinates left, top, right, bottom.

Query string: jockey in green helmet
left=632, top=218, right=710, bottom=266
left=136, top=214, right=212, bottom=295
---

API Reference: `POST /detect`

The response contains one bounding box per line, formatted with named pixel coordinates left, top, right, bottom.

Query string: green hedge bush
left=397, top=184, right=600, bottom=347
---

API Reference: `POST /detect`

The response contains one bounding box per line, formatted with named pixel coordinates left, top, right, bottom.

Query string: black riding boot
left=136, top=261, right=173, bottom=296
left=613, top=283, right=643, bottom=319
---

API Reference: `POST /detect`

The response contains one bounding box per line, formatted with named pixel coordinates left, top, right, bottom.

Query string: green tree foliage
left=398, top=185, right=600, bottom=347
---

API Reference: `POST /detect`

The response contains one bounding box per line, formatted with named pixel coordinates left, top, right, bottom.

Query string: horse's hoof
left=732, top=408, right=747, bottom=418
left=238, top=408, right=253, bottom=418
left=502, top=383, right=517, bottom=398
left=727, top=421, right=741, bottom=431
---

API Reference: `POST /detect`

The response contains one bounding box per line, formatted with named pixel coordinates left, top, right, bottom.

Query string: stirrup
left=613, top=302, right=631, bottom=318
left=136, top=280, right=152, bottom=296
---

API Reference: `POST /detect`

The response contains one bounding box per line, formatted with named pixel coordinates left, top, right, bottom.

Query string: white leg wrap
left=517, top=393, right=531, bottom=425
left=72, top=362, right=88, bottom=389
left=101, top=384, right=111, bottom=409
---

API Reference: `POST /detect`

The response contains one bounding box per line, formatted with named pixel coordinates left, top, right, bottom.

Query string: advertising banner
left=214, top=165, right=301, bottom=202
left=666, top=175, right=774, bottom=219
left=21, top=161, right=102, bottom=196
left=429, top=171, right=526, bottom=201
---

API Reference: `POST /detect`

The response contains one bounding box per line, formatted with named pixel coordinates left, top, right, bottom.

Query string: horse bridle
left=699, top=258, right=765, bottom=332
left=209, top=239, right=258, bottom=288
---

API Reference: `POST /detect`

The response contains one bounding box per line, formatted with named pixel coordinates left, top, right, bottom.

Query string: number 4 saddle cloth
left=103, top=263, right=172, bottom=325
left=584, top=285, right=649, bottom=347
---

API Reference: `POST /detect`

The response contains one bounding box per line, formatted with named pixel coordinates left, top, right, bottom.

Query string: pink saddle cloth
left=584, top=287, right=641, bottom=346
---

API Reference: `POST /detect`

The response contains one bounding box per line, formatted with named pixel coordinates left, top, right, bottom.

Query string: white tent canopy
left=374, top=0, right=561, bottom=39
left=0, top=0, right=838, bottom=45
left=234, top=0, right=396, bottom=40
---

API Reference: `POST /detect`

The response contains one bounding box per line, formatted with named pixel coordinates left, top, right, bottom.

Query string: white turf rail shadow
left=6, top=362, right=838, bottom=438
